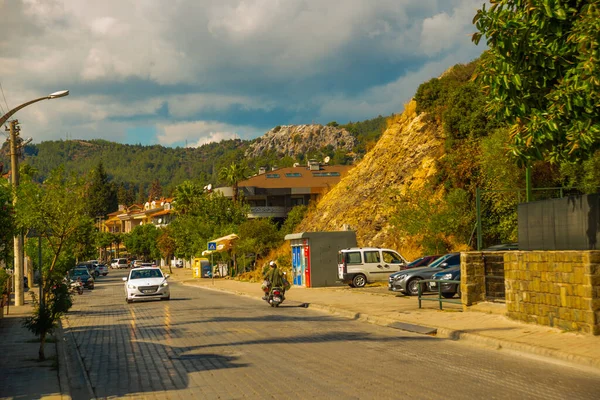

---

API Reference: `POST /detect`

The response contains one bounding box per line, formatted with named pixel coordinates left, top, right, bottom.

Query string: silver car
left=388, top=253, right=460, bottom=295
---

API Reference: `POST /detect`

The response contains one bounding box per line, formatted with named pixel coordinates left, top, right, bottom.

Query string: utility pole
left=8, top=120, right=24, bottom=306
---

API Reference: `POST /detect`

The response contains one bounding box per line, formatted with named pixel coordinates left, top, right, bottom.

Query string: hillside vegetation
left=295, top=59, right=600, bottom=259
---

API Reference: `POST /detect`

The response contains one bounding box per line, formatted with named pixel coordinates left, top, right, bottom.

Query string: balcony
left=248, top=206, right=290, bottom=218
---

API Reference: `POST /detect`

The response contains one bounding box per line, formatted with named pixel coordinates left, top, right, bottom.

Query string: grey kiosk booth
left=285, top=231, right=357, bottom=288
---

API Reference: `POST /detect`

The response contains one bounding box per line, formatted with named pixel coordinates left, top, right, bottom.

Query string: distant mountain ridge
left=0, top=117, right=388, bottom=198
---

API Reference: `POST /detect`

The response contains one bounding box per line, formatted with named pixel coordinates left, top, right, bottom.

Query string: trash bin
left=202, top=264, right=212, bottom=278
left=193, top=257, right=210, bottom=278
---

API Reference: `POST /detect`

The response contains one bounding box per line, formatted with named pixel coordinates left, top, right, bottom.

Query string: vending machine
left=290, top=238, right=311, bottom=287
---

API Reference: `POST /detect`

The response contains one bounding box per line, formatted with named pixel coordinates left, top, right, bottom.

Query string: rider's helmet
left=269, top=260, right=276, bottom=267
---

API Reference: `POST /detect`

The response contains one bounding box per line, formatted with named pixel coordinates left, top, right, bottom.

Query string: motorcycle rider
left=262, top=261, right=285, bottom=300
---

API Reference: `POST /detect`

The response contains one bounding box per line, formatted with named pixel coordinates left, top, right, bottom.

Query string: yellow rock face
left=296, top=100, right=446, bottom=255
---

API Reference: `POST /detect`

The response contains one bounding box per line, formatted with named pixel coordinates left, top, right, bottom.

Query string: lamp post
left=2, top=90, right=69, bottom=306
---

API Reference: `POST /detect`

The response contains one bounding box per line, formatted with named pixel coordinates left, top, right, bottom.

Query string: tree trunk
left=38, top=333, right=46, bottom=361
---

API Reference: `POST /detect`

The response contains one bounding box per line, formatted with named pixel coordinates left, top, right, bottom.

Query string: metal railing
left=417, top=279, right=462, bottom=310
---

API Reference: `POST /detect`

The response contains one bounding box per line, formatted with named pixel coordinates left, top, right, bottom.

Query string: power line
left=0, top=82, right=10, bottom=117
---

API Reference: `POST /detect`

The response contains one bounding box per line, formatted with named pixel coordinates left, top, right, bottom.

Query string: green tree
left=170, top=182, right=248, bottom=260
left=123, top=224, right=160, bottom=261
left=280, top=205, right=308, bottom=236
left=95, top=231, right=114, bottom=262
left=235, top=218, right=282, bottom=266
left=218, top=162, right=250, bottom=204
left=472, top=1, right=600, bottom=164
left=0, top=182, right=16, bottom=265
left=86, top=161, right=117, bottom=218
left=16, top=167, right=92, bottom=360
left=173, top=180, right=203, bottom=215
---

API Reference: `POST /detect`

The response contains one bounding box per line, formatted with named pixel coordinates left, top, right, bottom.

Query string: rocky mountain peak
left=245, top=124, right=356, bottom=159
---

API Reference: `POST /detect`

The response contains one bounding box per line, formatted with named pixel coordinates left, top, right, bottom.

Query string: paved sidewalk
left=0, top=298, right=69, bottom=400
left=166, top=267, right=600, bottom=371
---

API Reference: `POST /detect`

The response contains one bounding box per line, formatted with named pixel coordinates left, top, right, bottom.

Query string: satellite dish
left=293, top=162, right=299, bottom=167
left=207, top=184, right=212, bottom=191
left=324, top=156, right=331, bottom=164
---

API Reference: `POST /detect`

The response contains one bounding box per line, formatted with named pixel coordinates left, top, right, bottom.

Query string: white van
left=338, top=247, right=407, bottom=288
left=116, top=258, right=129, bottom=269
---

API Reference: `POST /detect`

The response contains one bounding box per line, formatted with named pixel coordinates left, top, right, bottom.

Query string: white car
left=93, top=263, right=109, bottom=276
left=123, top=267, right=170, bottom=303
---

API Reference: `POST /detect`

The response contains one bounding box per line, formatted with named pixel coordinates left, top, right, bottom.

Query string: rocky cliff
left=245, top=124, right=356, bottom=159
left=295, top=101, right=445, bottom=258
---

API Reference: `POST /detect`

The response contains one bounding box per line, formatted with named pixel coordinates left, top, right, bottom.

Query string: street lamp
left=2, top=89, right=69, bottom=307
left=0, top=90, right=69, bottom=126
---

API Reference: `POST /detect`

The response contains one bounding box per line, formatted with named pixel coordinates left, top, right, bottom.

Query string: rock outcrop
left=245, top=124, right=356, bottom=159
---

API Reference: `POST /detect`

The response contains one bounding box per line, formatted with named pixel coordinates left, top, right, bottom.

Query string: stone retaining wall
left=505, top=251, right=600, bottom=335
left=461, top=252, right=506, bottom=306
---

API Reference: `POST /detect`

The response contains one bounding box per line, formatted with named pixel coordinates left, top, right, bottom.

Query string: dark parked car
left=388, top=253, right=461, bottom=295
left=402, top=255, right=441, bottom=270
left=429, top=265, right=461, bottom=298
left=482, top=243, right=519, bottom=251
left=68, top=268, right=95, bottom=290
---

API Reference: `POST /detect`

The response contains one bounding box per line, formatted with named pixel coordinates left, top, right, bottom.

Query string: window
left=364, top=251, right=380, bottom=263
left=285, top=173, right=302, bottom=177
left=344, top=252, right=362, bottom=264
left=266, top=173, right=280, bottom=178
left=383, top=251, right=403, bottom=264
left=313, top=172, right=340, bottom=177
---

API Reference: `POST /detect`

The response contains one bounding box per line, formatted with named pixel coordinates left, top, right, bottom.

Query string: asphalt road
left=63, top=269, right=600, bottom=400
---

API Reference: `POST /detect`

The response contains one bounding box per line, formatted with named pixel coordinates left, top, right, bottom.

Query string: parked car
left=123, top=267, right=170, bottom=303
left=110, top=259, right=118, bottom=269
left=68, top=268, right=95, bottom=289
left=429, top=265, right=461, bottom=298
left=482, top=243, right=519, bottom=251
left=402, top=255, right=441, bottom=270
left=388, top=253, right=461, bottom=296
left=116, top=258, right=129, bottom=269
left=93, top=263, right=109, bottom=276
left=338, top=247, right=408, bottom=288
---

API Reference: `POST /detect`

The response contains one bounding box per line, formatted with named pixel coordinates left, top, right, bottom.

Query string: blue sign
left=208, top=242, right=217, bottom=251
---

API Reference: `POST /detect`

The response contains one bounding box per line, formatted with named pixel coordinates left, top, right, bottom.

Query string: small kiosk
left=284, top=231, right=357, bottom=288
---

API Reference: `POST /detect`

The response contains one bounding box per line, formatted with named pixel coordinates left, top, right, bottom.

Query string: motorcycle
left=266, top=286, right=285, bottom=307
left=68, top=277, right=84, bottom=295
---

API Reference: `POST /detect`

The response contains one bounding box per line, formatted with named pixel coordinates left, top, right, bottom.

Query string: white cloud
left=420, top=0, right=482, bottom=55
left=1, top=0, right=487, bottom=146
left=156, top=120, right=257, bottom=147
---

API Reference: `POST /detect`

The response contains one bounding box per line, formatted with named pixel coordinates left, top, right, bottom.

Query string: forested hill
left=0, top=116, right=388, bottom=199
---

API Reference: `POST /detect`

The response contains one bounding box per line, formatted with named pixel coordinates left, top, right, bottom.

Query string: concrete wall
left=504, top=251, right=600, bottom=335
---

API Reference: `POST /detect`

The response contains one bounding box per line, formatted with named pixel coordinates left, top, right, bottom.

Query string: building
left=103, top=198, right=175, bottom=234
left=216, top=161, right=352, bottom=219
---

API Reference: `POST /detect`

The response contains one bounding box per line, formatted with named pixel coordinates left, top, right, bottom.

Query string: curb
left=177, top=278, right=600, bottom=372
left=59, top=317, right=97, bottom=400
left=55, top=322, right=73, bottom=400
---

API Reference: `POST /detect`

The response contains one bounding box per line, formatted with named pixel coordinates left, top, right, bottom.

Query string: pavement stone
left=0, top=299, right=69, bottom=400
left=165, top=267, right=600, bottom=372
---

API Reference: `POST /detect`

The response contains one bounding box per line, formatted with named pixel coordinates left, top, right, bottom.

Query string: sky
left=0, top=0, right=486, bottom=148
